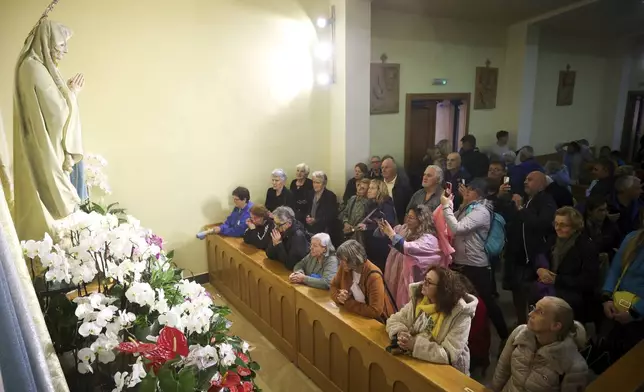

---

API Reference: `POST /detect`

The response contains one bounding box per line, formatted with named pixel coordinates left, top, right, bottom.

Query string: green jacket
left=292, top=253, right=338, bottom=290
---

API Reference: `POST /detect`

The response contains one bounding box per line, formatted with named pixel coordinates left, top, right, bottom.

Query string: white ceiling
left=371, top=0, right=584, bottom=24
left=535, top=0, right=644, bottom=40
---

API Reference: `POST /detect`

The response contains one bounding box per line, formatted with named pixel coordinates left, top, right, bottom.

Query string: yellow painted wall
left=0, top=0, right=331, bottom=274
left=370, top=9, right=508, bottom=163
left=530, top=32, right=610, bottom=154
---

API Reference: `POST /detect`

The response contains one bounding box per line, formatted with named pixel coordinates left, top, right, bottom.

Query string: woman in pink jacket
left=380, top=204, right=443, bottom=308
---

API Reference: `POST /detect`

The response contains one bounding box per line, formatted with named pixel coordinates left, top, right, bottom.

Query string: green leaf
left=157, top=367, right=179, bottom=392
left=157, top=366, right=196, bottom=392
left=166, top=250, right=175, bottom=260
left=197, top=366, right=220, bottom=390
left=138, top=372, right=158, bottom=392
left=92, top=203, right=106, bottom=215
left=249, top=361, right=260, bottom=371
left=177, top=367, right=196, bottom=392
left=106, top=202, right=120, bottom=211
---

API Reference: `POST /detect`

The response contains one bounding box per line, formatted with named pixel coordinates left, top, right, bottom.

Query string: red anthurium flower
left=117, top=341, right=156, bottom=354
left=237, top=366, right=251, bottom=377
left=241, top=381, right=254, bottom=392
left=209, top=371, right=242, bottom=392
left=236, top=352, right=249, bottom=364
left=156, top=326, right=189, bottom=357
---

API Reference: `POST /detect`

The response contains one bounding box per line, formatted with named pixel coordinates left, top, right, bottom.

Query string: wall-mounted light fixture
left=314, top=6, right=336, bottom=86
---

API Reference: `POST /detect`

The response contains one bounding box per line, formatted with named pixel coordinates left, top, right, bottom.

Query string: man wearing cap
left=441, top=177, right=510, bottom=345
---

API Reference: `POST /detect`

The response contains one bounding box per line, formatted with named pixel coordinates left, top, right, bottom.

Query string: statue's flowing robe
left=13, top=21, right=83, bottom=241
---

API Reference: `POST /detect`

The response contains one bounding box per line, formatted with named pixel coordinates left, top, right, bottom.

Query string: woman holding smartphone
left=356, top=179, right=397, bottom=271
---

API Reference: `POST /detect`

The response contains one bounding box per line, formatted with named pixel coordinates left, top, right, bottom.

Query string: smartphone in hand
left=443, top=182, right=452, bottom=196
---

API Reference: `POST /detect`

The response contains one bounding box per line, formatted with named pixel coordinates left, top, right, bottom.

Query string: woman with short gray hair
left=289, top=233, right=338, bottom=290
left=306, top=170, right=339, bottom=236
left=330, top=240, right=395, bottom=322
left=265, top=168, right=293, bottom=212
left=290, top=163, right=314, bottom=223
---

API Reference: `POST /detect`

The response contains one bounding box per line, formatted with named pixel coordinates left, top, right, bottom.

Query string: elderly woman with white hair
left=306, top=171, right=339, bottom=236
left=265, top=168, right=293, bottom=212
left=492, top=296, right=588, bottom=392
left=290, top=163, right=314, bottom=223
left=289, top=233, right=338, bottom=290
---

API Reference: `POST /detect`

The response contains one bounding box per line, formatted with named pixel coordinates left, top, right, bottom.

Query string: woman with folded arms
left=265, top=168, right=293, bottom=212
left=330, top=240, right=395, bottom=322
left=338, top=178, right=370, bottom=240
left=306, top=171, right=339, bottom=235
left=290, top=163, right=313, bottom=223
left=243, top=204, right=274, bottom=250
left=379, top=204, right=442, bottom=309
left=289, top=233, right=338, bottom=290
left=386, top=266, right=477, bottom=375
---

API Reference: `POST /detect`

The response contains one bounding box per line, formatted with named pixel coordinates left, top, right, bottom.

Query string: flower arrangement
left=22, top=209, right=261, bottom=391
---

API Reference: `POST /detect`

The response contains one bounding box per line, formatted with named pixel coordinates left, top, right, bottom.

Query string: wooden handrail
left=586, top=340, right=644, bottom=392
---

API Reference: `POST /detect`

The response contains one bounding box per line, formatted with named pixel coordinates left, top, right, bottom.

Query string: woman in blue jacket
left=601, top=229, right=644, bottom=361
left=200, top=187, right=253, bottom=238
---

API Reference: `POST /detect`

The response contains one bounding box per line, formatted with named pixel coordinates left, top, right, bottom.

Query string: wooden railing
left=586, top=340, right=644, bottom=392
left=206, top=235, right=489, bottom=392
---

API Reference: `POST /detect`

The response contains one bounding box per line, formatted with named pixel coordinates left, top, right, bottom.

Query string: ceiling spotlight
left=316, top=17, right=328, bottom=29
left=316, top=73, right=331, bottom=86
left=314, top=42, right=333, bottom=61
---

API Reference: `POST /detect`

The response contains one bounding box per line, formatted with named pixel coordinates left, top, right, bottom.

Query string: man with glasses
left=368, top=156, right=383, bottom=179
left=266, top=206, right=310, bottom=270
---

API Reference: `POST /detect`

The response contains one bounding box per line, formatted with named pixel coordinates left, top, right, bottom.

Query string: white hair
left=311, top=233, right=335, bottom=257
left=336, top=239, right=367, bottom=269
left=273, top=206, right=295, bottom=223
left=295, top=163, right=310, bottom=176
left=615, top=175, right=640, bottom=193
left=311, top=171, right=328, bottom=186
left=271, top=168, right=287, bottom=182
left=426, top=165, right=444, bottom=184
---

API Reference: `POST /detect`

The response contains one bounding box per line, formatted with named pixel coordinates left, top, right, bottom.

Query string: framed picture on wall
left=557, top=65, right=576, bottom=106
left=370, top=63, right=400, bottom=115
left=474, top=60, right=498, bottom=110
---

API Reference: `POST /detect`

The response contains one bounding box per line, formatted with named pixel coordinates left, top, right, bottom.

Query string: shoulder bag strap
left=364, top=269, right=399, bottom=313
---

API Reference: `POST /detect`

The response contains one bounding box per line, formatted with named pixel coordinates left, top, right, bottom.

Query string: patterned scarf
left=413, top=297, right=444, bottom=339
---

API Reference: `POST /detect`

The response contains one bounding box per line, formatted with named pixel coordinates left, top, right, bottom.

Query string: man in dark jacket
left=460, top=134, right=490, bottom=178
left=266, top=206, right=310, bottom=270
left=545, top=176, right=574, bottom=208
left=381, top=157, right=413, bottom=225
left=500, top=171, right=557, bottom=324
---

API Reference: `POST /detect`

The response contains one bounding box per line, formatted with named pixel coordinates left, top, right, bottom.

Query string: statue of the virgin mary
left=13, top=19, right=88, bottom=241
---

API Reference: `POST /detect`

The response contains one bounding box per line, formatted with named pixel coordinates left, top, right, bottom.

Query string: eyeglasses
left=274, top=220, right=289, bottom=228
left=423, top=279, right=438, bottom=287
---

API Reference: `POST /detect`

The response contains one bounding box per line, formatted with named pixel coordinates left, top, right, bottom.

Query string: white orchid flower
left=79, top=321, right=102, bottom=337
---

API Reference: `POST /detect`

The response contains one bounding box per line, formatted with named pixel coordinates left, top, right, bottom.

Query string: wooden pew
left=586, top=340, right=644, bottom=392
left=207, top=235, right=489, bottom=392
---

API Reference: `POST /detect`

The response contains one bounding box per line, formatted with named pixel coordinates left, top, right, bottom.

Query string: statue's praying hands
left=67, top=73, right=85, bottom=93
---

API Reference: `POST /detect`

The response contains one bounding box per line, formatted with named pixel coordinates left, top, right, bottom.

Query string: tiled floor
left=204, top=284, right=321, bottom=392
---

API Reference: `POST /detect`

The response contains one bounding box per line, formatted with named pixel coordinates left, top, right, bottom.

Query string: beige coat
left=385, top=282, right=478, bottom=375
left=492, top=325, right=588, bottom=392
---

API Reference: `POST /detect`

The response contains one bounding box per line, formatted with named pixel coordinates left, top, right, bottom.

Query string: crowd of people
left=199, top=132, right=644, bottom=390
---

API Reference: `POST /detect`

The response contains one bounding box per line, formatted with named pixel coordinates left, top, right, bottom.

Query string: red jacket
left=468, top=295, right=491, bottom=364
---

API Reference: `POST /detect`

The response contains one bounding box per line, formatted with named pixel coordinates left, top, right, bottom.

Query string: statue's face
left=51, top=40, right=68, bottom=63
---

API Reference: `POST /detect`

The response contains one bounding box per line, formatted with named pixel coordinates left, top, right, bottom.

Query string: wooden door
left=620, top=91, right=644, bottom=161
left=405, top=100, right=437, bottom=170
